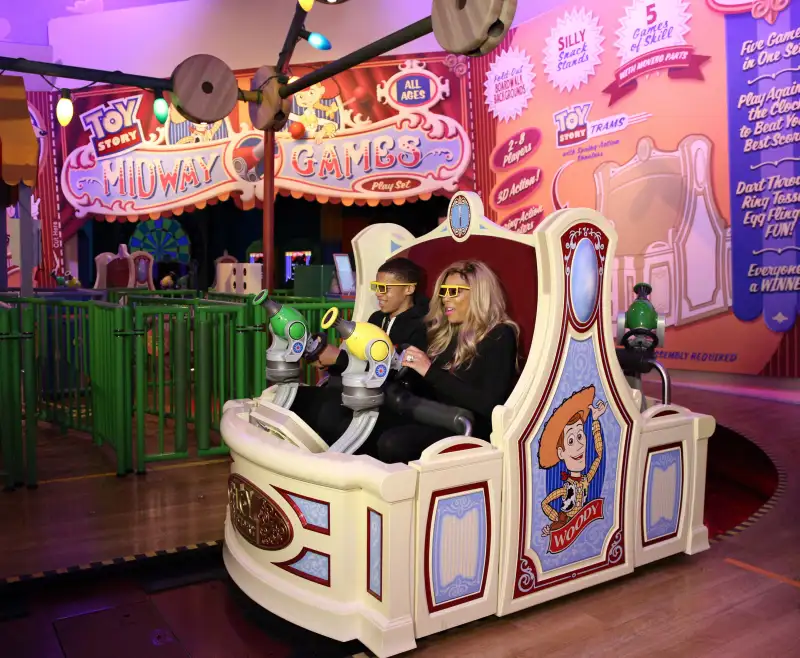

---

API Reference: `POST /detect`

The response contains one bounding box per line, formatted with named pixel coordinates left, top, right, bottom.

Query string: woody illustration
left=538, top=386, right=606, bottom=538
left=169, top=105, right=225, bottom=144
left=287, top=74, right=341, bottom=144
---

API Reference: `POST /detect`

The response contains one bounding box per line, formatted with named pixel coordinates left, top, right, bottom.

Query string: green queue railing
left=0, top=292, right=354, bottom=483
left=0, top=302, right=36, bottom=489
left=90, top=302, right=133, bottom=476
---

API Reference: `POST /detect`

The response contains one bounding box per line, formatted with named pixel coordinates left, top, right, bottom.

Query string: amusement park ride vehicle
left=220, top=192, right=715, bottom=658
left=182, top=1, right=715, bottom=655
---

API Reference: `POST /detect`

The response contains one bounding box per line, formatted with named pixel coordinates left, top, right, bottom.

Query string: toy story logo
left=228, top=474, right=292, bottom=551
left=62, top=94, right=245, bottom=218
left=60, top=61, right=470, bottom=219
left=553, top=101, right=651, bottom=149
left=543, top=7, right=605, bottom=93
left=604, top=0, right=710, bottom=105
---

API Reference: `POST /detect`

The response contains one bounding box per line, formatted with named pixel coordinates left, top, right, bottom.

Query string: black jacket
left=328, top=298, right=429, bottom=375
left=421, top=323, right=518, bottom=440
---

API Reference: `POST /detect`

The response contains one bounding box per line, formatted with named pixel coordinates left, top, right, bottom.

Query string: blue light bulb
left=308, top=32, right=331, bottom=50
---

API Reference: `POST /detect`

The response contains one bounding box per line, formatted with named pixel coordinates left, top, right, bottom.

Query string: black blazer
left=422, top=323, right=518, bottom=440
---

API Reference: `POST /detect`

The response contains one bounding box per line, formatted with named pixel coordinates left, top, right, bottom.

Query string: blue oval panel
left=449, top=198, right=470, bottom=237
left=570, top=238, right=599, bottom=323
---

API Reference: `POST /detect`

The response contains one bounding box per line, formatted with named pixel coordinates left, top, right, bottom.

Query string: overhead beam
left=279, top=16, right=433, bottom=97
left=276, top=4, right=310, bottom=74
left=0, top=56, right=262, bottom=103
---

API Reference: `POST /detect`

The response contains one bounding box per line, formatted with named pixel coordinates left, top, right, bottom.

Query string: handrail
left=648, top=360, right=672, bottom=406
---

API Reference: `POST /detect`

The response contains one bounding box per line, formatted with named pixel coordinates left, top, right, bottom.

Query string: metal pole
left=280, top=16, right=433, bottom=97
left=262, top=130, right=276, bottom=292
left=18, top=184, right=34, bottom=298
left=0, top=56, right=262, bottom=102
left=0, top=56, right=173, bottom=91
left=277, top=5, right=309, bottom=74
left=260, top=4, right=309, bottom=297
left=0, top=207, right=7, bottom=290
left=649, top=360, right=672, bottom=406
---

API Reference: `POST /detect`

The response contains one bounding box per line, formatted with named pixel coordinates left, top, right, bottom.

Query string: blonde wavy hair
left=426, top=260, right=519, bottom=370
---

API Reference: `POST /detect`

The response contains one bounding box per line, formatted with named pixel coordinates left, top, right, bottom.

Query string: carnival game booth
left=220, top=192, right=715, bottom=658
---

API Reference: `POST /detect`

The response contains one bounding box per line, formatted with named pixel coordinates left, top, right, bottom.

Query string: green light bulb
left=153, top=97, right=169, bottom=124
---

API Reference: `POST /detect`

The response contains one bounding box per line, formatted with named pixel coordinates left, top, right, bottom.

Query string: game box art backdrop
left=471, top=0, right=800, bottom=377
left=52, top=53, right=475, bottom=245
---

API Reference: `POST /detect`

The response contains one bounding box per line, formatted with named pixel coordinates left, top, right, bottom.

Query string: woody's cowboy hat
left=537, top=386, right=595, bottom=469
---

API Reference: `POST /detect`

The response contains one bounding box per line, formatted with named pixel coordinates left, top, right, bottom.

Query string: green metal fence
left=133, top=303, right=191, bottom=468
left=0, top=302, right=36, bottom=489
left=32, top=298, right=93, bottom=434
left=90, top=302, right=133, bottom=476
left=106, top=288, right=200, bottom=305
left=0, top=292, right=354, bottom=484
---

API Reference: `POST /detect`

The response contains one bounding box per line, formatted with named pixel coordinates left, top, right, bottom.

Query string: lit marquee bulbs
left=153, top=94, right=169, bottom=124
left=56, top=89, right=73, bottom=127
left=307, top=31, right=331, bottom=50
left=299, top=28, right=331, bottom=51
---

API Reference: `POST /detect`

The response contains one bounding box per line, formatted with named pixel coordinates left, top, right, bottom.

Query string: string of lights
left=0, top=0, right=335, bottom=128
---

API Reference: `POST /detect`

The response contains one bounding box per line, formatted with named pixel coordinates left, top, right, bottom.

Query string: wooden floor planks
left=0, top=378, right=797, bottom=656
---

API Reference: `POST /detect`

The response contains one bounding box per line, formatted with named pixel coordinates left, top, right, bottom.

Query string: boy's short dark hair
left=378, top=257, right=422, bottom=284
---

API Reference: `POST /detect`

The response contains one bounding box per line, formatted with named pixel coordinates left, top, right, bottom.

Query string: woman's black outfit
left=365, top=322, right=518, bottom=463
left=291, top=299, right=428, bottom=445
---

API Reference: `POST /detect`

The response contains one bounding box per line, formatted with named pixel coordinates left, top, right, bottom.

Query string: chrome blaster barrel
left=321, top=307, right=394, bottom=454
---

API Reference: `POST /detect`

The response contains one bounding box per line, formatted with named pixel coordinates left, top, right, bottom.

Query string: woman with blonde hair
left=368, top=260, right=519, bottom=463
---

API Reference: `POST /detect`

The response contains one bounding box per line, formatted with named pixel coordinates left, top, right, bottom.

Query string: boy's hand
left=317, top=345, right=341, bottom=367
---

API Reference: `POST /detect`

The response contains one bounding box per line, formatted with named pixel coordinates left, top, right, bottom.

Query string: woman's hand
left=317, top=345, right=341, bottom=368
left=401, top=346, right=431, bottom=377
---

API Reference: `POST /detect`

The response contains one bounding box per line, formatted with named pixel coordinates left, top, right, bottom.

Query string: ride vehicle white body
left=221, top=192, right=714, bottom=658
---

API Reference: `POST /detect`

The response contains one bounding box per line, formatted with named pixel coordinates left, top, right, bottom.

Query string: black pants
left=292, top=385, right=457, bottom=463
left=291, top=385, right=350, bottom=446
left=362, top=422, right=452, bottom=463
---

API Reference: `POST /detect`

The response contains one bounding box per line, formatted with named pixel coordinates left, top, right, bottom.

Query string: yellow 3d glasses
left=370, top=281, right=415, bottom=294
left=438, top=285, right=471, bottom=298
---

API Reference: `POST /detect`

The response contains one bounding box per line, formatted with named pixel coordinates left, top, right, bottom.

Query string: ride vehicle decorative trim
left=424, top=481, right=492, bottom=613
left=367, top=508, right=383, bottom=601
left=228, top=474, right=294, bottom=551
left=274, top=486, right=331, bottom=536
left=274, top=547, right=332, bottom=587
left=642, top=442, right=685, bottom=547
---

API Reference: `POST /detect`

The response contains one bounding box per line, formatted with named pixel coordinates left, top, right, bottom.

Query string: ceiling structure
left=0, top=0, right=186, bottom=46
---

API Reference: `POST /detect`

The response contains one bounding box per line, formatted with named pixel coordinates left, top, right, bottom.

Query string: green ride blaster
left=616, top=282, right=664, bottom=352
left=253, top=291, right=328, bottom=408
left=615, top=282, right=671, bottom=410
